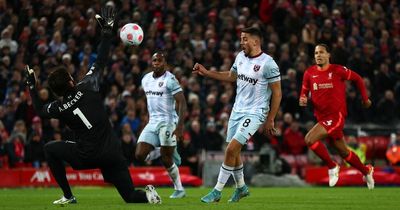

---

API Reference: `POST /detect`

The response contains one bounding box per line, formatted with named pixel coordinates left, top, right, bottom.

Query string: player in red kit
left=299, top=44, right=374, bottom=189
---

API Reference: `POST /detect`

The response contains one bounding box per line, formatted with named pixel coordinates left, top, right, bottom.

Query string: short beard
left=244, top=50, right=250, bottom=57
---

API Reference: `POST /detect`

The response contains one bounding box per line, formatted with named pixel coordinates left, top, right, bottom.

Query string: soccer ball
left=119, top=23, right=144, bottom=46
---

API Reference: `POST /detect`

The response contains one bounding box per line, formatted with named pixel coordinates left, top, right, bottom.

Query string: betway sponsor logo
left=145, top=90, right=164, bottom=96
left=237, top=74, right=258, bottom=85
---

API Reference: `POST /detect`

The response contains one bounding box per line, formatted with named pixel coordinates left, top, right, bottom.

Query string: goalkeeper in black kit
left=25, top=6, right=161, bottom=205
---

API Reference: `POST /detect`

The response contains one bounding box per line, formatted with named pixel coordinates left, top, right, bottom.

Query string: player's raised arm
left=192, top=63, right=236, bottom=82
left=25, top=65, right=56, bottom=118
left=80, top=6, right=116, bottom=90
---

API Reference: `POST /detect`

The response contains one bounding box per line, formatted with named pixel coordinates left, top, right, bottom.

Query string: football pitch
left=1, top=187, right=399, bottom=210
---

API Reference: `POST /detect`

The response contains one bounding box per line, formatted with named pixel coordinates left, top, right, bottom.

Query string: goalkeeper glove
left=25, top=65, right=37, bottom=90
left=95, top=6, right=116, bottom=36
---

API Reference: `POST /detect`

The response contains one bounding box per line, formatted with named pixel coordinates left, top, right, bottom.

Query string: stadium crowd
left=0, top=0, right=399, bottom=174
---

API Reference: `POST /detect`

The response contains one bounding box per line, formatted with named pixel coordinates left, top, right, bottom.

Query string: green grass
left=1, top=187, right=399, bottom=210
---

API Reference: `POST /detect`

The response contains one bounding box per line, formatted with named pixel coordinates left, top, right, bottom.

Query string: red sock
left=344, top=151, right=369, bottom=175
left=309, top=141, right=336, bottom=168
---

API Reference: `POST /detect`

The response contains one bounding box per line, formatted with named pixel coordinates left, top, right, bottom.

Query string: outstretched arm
left=79, top=6, right=115, bottom=91
left=80, top=6, right=117, bottom=91
left=92, top=6, right=116, bottom=71
left=25, top=66, right=56, bottom=119
left=192, top=63, right=236, bottom=82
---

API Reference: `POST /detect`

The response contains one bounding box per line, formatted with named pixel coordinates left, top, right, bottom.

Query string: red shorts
left=317, top=112, right=345, bottom=140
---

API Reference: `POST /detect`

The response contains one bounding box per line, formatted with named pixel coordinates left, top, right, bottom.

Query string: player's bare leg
left=201, top=139, right=242, bottom=203
left=305, top=123, right=339, bottom=186
left=160, top=146, right=185, bottom=198
left=331, top=138, right=374, bottom=189
left=135, top=142, right=155, bottom=163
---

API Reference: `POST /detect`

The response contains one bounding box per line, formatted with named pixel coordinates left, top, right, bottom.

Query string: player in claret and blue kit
left=193, top=27, right=282, bottom=203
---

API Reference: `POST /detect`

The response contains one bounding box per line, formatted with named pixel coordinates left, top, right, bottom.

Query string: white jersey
left=230, top=51, right=280, bottom=115
left=141, top=71, right=182, bottom=124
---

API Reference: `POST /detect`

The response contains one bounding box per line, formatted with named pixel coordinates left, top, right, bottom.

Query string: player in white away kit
left=193, top=27, right=282, bottom=203
left=135, top=52, right=187, bottom=199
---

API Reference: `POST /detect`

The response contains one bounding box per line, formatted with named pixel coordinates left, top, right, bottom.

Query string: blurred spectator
left=203, top=120, right=224, bottom=151
left=345, top=135, right=367, bottom=167
left=386, top=133, right=400, bottom=166
left=0, top=120, right=8, bottom=168
left=29, top=116, right=43, bottom=138
left=282, top=121, right=306, bottom=155
left=120, top=125, right=137, bottom=166
left=0, top=28, right=18, bottom=54
left=178, top=131, right=199, bottom=175
left=24, top=130, right=45, bottom=168
left=188, top=120, right=204, bottom=150
left=374, top=63, right=396, bottom=97
left=120, top=108, right=141, bottom=136
left=376, top=90, right=398, bottom=125
left=49, top=31, right=67, bottom=55
left=331, top=37, right=349, bottom=66
left=15, top=91, right=36, bottom=128
left=0, top=120, right=9, bottom=142
left=10, top=120, right=27, bottom=143
left=5, top=133, right=25, bottom=167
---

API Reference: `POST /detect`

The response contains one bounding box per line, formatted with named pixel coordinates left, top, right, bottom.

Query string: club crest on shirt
left=253, top=64, right=261, bottom=72
left=322, top=120, right=333, bottom=126
left=328, top=72, right=332, bottom=80
left=158, top=82, right=164, bottom=87
left=313, top=83, right=318, bottom=90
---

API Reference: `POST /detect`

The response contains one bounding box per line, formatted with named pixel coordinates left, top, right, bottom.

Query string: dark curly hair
left=48, top=67, right=74, bottom=97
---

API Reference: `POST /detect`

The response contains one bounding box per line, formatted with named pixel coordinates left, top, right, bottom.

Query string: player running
left=135, top=52, right=187, bottom=199
left=299, top=44, right=374, bottom=189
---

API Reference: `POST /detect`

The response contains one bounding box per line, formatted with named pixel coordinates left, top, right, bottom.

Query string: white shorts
left=138, top=122, right=177, bottom=147
left=226, top=112, right=265, bottom=145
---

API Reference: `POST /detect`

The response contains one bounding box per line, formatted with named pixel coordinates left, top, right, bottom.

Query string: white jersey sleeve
left=231, top=54, right=239, bottom=73
left=263, top=59, right=280, bottom=83
left=166, top=75, right=183, bottom=95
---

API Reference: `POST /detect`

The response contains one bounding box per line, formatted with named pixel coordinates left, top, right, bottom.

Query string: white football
left=119, top=23, right=144, bottom=46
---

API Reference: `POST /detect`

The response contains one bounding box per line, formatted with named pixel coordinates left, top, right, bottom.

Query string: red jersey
left=300, top=64, right=368, bottom=119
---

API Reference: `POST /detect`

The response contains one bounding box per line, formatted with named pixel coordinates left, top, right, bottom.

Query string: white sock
left=214, top=164, right=233, bottom=191
left=167, top=163, right=184, bottom=191
left=145, top=147, right=161, bottom=161
left=232, top=164, right=245, bottom=188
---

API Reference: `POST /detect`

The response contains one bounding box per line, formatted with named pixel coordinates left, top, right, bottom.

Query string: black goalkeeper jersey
left=29, top=31, right=119, bottom=160
left=39, top=66, right=120, bottom=160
